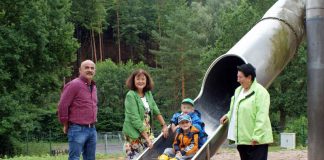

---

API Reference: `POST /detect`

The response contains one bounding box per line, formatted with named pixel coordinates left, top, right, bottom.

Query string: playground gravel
left=211, top=148, right=307, bottom=160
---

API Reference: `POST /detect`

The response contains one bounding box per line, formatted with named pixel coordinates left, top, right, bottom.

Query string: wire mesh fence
left=96, top=131, right=124, bottom=154
left=20, top=126, right=307, bottom=156
left=21, top=131, right=125, bottom=156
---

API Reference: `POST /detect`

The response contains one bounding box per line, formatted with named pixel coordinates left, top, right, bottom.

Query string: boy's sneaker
left=158, top=154, right=169, bottom=160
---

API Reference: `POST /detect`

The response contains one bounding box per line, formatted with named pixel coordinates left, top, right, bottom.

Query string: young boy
left=158, top=114, right=199, bottom=160
left=170, top=98, right=208, bottom=148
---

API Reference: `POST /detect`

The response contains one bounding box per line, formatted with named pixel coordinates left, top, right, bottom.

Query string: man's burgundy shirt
left=58, top=76, right=98, bottom=125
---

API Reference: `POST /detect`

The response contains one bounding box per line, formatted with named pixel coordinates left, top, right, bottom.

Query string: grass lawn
left=1, top=153, right=124, bottom=160
left=18, top=141, right=123, bottom=156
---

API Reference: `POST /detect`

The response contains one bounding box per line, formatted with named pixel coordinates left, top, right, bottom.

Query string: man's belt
left=70, top=123, right=95, bottom=128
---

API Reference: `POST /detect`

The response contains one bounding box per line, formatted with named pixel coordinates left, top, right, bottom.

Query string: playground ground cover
left=0, top=153, right=124, bottom=160
left=212, top=146, right=307, bottom=160
left=1, top=146, right=307, bottom=160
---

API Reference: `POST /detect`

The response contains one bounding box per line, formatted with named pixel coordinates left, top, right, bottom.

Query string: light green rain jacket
left=226, top=80, right=273, bottom=145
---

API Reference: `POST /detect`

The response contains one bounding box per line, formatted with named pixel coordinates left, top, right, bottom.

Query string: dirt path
left=211, top=148, right=307, bottom=160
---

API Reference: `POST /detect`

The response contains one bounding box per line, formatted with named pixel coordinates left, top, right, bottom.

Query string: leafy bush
left=95, top=59, right=149, bottom=132
left=284, top=116, right=308, bottom=146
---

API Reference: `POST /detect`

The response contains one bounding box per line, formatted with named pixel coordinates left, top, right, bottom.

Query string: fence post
left=26, top=131, right=29, bottom=155
left=118, top=132, right=122, bottom=144
left=104, top=133, right=108, bottom=154
left=49, top=130, right=52, bottom=155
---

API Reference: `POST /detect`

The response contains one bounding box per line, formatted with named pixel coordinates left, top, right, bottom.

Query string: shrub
left=284, top=116, right=308, bottom=146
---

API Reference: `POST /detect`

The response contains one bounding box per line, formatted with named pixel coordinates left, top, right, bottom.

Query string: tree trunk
left=180, top=53, right=185, bottom=99
left=173, top=80, right=179, bottom=111
left=91, top=29, right=97, bottom=63
left=90, top=30, right=93, bottom=61
left=156, top=14, right=161, bottom=68
left=76, top=25, right=82, bottom=68
left=131, top=46, right=134, bottom=60
left=154, top=1, right=163, bottom=68
left=116, top=0, right=121, bottom=63
left=279, top=107, right=286, bottom=132
left=181, top=73, right=185, bottom=99
left=98, top=25, right=103, bottom=62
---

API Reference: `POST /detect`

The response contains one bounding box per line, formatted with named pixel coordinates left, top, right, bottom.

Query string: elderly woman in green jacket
left=123, top=69, right=168, bottom=160
left=220, top=63, right=273, bottom=160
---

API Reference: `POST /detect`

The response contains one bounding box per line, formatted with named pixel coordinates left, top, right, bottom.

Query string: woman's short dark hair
left=126, top=69, right=154, bottom=92
left=237, top=63, right=256, bottom=81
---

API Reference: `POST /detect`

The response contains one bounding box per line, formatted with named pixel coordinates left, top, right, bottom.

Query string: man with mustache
left=58, top=60, right=98, bottom=160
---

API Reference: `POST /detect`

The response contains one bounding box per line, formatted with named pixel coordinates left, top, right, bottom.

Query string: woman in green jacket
left=123, top=69, right=169, bottom=159
left=220, top=63, right=273, bottom=160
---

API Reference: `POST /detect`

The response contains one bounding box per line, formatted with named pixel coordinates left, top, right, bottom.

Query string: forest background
left=0, top=0, right=307, bottom=156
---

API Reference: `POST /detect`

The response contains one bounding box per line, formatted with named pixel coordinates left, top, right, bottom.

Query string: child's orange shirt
left=172, top=126, right=200, bottom=156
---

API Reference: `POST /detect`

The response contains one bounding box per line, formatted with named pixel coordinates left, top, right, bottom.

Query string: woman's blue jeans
left=68, top=124, right=97, bottom=160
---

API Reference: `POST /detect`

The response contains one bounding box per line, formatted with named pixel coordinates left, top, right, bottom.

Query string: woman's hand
left=141, top=131, right=153, bottom=149
left=251, top=140, right=258, bottom=146
left=156, top=114, right=169, bottom=138
left=146, top=139, right=153, bottom=149
left=220, top=115, right=228, bottom=124
left=162, top=125, right=169, bottom=138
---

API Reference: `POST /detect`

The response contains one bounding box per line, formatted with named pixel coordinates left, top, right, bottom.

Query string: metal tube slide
left=306, top=0, right=324, bottom=159
left=193, top=0, right=305, bottom=159
left=137, top=0, right=305, bottom=159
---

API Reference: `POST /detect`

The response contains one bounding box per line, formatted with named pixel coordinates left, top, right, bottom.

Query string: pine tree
left=152, top=1, right=207, bottom=108
left=0, top=0, right=78, bottom=155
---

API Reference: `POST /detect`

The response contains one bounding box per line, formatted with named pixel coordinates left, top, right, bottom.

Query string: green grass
left=21, top=142, right=68, bottom=156
left=269, top=146, right=281, bottom=152
left=20, top=141, right=122, bottom=156
left=1, top=155, right=67, bottom=160
left=1, top=153, right=124, bottom=160
left=221, top=145, right=307, bottom=153
left=270, top=145, right=307, bottom=151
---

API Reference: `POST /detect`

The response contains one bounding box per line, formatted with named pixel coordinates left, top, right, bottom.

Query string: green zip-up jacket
left=226, top=80, right=273, bottom=145
left=122, top=90, right=161, bottom=139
